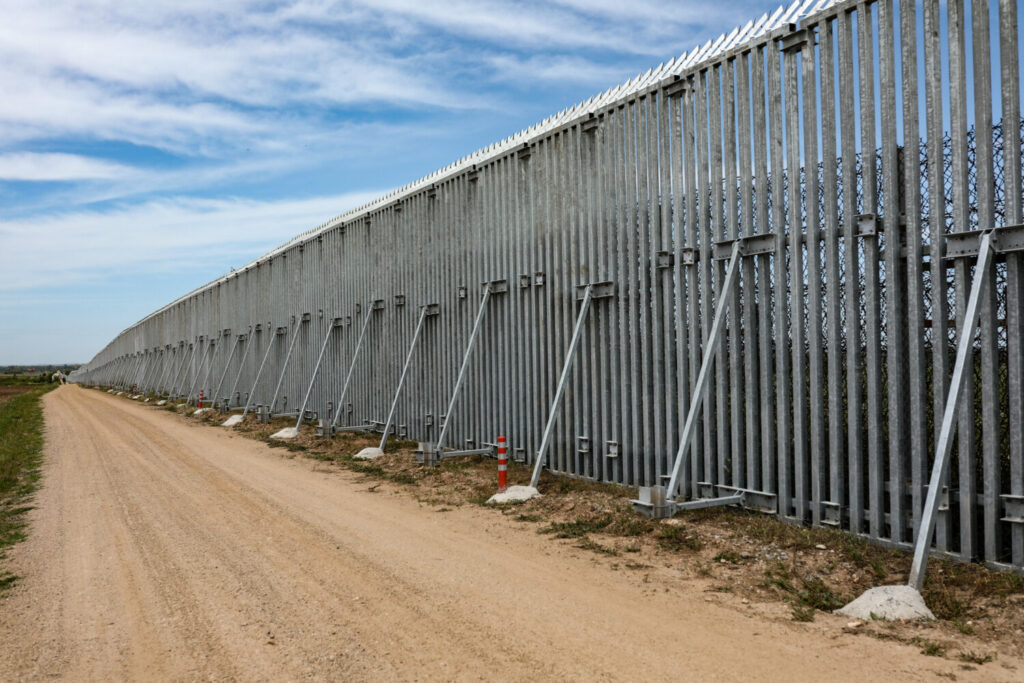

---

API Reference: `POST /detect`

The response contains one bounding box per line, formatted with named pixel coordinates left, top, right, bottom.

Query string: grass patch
left=655, top=524, right=703, bottom=552
left=958, top=650, right=995, bottom=665
left=713, top=550, right=744, bottom=564
left=335, top=456, right=419, bottom=486
left=540, top=516, right=612, bottom=539
left=791, top=604, right=816, bottom=622
left=514, top=513, right=543, bottom=523
left=575, top=537, right=619, bottom=556
left=0, top=385, right=54, bottom=593
left=919, top=640, right=946, bottom=657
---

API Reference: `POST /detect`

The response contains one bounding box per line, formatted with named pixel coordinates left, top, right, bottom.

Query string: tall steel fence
left=72, top=0, right=1024, bottom=571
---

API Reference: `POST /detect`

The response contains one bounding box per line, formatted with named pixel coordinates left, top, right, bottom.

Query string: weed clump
left=655, top=524, right=703, bottom=552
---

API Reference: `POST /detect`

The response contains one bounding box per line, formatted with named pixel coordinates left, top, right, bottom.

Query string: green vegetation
left=0, top=384, right=55, bottom=592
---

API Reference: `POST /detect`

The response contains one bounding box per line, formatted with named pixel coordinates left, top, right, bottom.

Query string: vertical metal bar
left=949, top=0, right=976, bottom=561
left=971, top=0, right=999, bottom=565
left=901, top=0, right=927, bottom=544
left=530, top=284, right=595, bottom=488
left=820, top=16, right=845, bottom=518
left=769, top=35, right=792, bottom=516
left=879, top=0, right=906, bottom=542
left=723, top=56, right=745, bottom=491
left=910, top=233, right=994, bottom=590
left=737, top=48, right=759, bottom=490
left=802, top=29, right=824, bottom=526
left=752, top=43, right=774, bottom=496
left=923, top=0, right=951, bottom=552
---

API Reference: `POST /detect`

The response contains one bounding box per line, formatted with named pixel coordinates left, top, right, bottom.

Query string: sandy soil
left=0, top=385, right=1018, bottom=681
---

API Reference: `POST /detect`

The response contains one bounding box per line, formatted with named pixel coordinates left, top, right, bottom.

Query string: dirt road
left=0, top=386, right=1011, bottom=681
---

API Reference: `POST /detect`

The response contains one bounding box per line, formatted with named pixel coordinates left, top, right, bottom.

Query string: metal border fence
left=72, top=0, right=1024, bottom=572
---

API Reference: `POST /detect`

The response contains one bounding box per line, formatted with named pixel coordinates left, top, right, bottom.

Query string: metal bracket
left=576, top=281, right=614, bottom=300
left=482, top=279, right=509, bottom=294
left=630, top=486, right=675, bottom=519
left=780, top=26, right=815, bottom=52
left=605, top=441, right=619, bottom=458
left=458, top=285, right=467, bottom=299
left=664, top=76, right=690, bottom=97
left=676, top=493, right=745, bottom=511
left=856, top=213, right=882, bottom=237
left=301, top=312, right=311, bottom=322
left=681, top=247, right=697, bottom=265
left=520, top=274, right=532, bottom=289
left=517, top=144, right=533, bottom=160
left=371, top=298, right=385, bottom=311
left=712, top=233, right=777, bottom=260
left=331, top=317, right=345, bottom=327
left=822, top=501, right=843, bottom=527
left=577, top=436, right=590, bottom=454
left=276, top=326, right=288, bottom=335
left=422, top=303, right=440, bottom=316
left=656, top=251, right=674, bottom=268
left=710, top=485, right=777, bottom=514
left=944, top=224, right=1024, bottom=259
left=1001, top=495, right=1024, bottom=524
left=534, top=272, right=545, bottom=287
left=580, top=114, right=599, bottom=134
left=395, top=294, right=406, bottom=307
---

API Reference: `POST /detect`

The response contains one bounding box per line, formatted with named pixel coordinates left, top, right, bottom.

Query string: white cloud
left=0, top=152, right=136, bottom=181
left=0, top=190, right=385, bottom=291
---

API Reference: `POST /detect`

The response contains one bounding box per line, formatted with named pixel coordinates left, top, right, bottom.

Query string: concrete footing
left=353, top=447, right=385, bottom=460
left=222, top=414, right=243, bottom=427
left=836, top=585, right=935, bottom=620
left=486, top=485, right=540, bottom=505
left=270, top=427, right=299, bottom=439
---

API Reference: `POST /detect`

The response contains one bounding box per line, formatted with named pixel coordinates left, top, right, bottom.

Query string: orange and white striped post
left=132, top=383, right=137, bottom=397
left=198, top=389, right=204, bottom=409
left=497, top=435, right=508, bottom=492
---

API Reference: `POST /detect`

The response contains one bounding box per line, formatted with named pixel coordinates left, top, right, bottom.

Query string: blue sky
left=0, top=0, right=784, bottom=364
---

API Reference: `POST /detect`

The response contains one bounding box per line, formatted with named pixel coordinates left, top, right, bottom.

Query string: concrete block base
left=836, top=585, right=935, bottom=621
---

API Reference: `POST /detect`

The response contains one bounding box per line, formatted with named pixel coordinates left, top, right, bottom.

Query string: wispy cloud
left=0, top=153, right=135, bottom=181
left=0, top=190, right=385, bottom=291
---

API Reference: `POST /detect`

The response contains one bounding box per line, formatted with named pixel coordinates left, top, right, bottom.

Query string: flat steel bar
left=295, top=320, right=336, bottom=429
left=909, top=233, right=994, bottom=590
left=380, top=305, right=430, bottom=451
left=242, top=328, right=279, bottom=419
left=530, top=284, right=595, bottom=488
left=666, top=240, right=742, bottom=500
left=436, top=284, right=494, bottom=450
left=269, top=318, right=303, bottom=415
left=226, top=327, right=255, bottom=407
